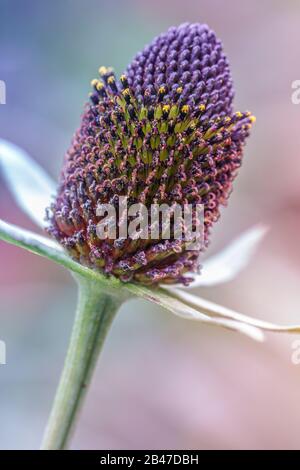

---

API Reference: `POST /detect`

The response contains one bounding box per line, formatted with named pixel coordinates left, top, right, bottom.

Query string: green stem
left=41, top=276, right=122, bottom=450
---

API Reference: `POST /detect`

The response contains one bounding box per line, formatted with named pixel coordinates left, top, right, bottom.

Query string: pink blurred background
left=1, top=0, right=300, bottom=449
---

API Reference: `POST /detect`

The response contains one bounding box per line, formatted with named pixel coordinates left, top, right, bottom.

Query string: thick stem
left=41, top=276, right=122, bottom=450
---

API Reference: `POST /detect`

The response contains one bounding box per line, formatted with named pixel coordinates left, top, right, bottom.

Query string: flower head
left=47, top=23, right=255, bottom=285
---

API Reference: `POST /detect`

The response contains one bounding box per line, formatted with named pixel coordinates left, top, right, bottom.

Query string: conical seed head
left=126, top=22, right=234, bottom=116
left=47, top=23, right=255, bottom=285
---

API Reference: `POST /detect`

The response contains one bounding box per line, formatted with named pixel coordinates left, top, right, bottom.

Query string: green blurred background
left=1, top=0, right=300, bottom=449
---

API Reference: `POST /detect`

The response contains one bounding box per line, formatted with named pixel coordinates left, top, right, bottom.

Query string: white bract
left=1, top=138, right=299, bottom=341
left=0, top=139, right=56, bottom=228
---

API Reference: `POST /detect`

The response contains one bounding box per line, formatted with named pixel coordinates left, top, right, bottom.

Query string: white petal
left=126, top=283, right=264, bottom=341
left=182, top=225, right=268, bottom=288
left=0, top=218, right=63, bottom=253
left=170, top=288, right=300, bottom=334
left=0, top=218, right=131, bottom=296
left=0, top=139, right=57, bottom=228
left=0, top=218, right=91, bottom=278
left=168, top=303, right=264, bottom=341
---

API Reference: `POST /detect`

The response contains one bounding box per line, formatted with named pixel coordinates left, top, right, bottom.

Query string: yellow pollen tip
left=107, top=76, right=115, bottom=84
left=235, top=111, right=243, bottom=118
left=158, top=86, right=166, bottom=94
left=96, top=81, right=104, bottom=91
left=181, top=105, right=190, bottom=114
left=122, top=88, right=130, bottom=96
left=199, top=104, right=206, bottom=111
left=250, top=115, right=256, bottom=123
left=99, top=66, right=108, bottom=75
left=91, top=79, right=99, bottom=87
left=163, top=105, right=170, bottom=112
left=120, top=74, right=127, bottom=82
left=176, top=86, right=183, bottom=94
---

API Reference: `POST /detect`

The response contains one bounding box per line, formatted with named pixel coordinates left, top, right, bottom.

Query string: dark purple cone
left=47, top=23, right=255, bottom=285
left=126, top=23, right=234, bottom=119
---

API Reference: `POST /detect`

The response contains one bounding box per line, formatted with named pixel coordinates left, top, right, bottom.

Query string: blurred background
left=1, top=0, right=300, bottom=450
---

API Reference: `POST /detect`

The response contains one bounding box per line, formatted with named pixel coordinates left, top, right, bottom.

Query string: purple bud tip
left=126, top=22, right=234, bottom=119
left=47, top=23, right=255, bottom=286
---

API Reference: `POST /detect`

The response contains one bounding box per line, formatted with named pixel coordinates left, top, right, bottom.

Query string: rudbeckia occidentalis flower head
left=47, top=23, right=255, bottom=285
